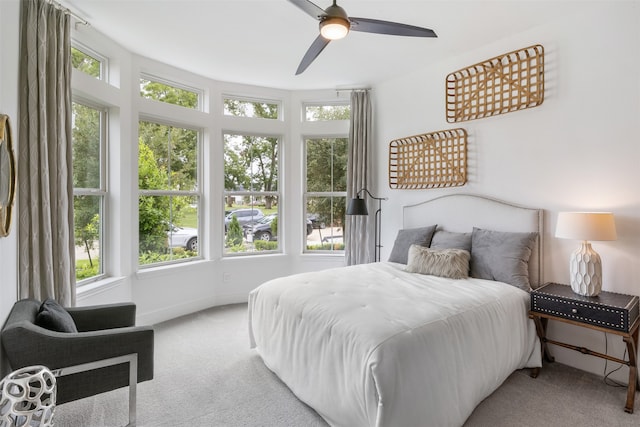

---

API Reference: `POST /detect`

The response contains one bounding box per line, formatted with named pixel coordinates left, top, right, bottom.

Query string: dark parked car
left=248, top=214, right=313, bottom=241
left=307, top=214, right=326, bottom=229
left=224, top=208, right=264, bottom=231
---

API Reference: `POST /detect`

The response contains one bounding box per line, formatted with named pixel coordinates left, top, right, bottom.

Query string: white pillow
left=405, top=245, right=470, bottom=279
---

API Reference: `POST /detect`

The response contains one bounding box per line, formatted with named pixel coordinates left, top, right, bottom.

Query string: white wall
left=373, top=1, right=640, bottom=382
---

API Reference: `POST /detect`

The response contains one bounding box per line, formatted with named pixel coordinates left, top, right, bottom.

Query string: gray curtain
left=345, top=90, right=372, bottom=265
left=18, top=0, right=75, bottom=305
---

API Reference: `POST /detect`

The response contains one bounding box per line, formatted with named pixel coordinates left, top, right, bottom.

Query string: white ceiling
left=63, top=0, right=583, bottom=90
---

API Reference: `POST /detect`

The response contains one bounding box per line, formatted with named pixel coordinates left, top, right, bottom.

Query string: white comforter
left=249, top=262, right=541, bottom=427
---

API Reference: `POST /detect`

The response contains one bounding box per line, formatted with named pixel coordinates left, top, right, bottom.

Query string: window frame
left=137, top=117, right=203, bottom=268
left=71, top=42, right=108, bottom=81
left=139, top=73, right=204, bottom=112
left=222, top=131, right=282, bottom=256
left=302, top=101, right=351, bottom=122
left=303, top=134, right=348, bottom=255
left=222, top=95, right=282, bottom=121
left=72, top=98, right=109, bottom=285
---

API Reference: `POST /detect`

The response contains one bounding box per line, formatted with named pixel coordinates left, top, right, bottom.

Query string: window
left=72, top=101, right=107, bottom=283
left=223, top=133, right=279, bottom=254
left=138, top=120, right=200, bottom=266
left=304, top=103, right=350, bottom=121
left=305, top=137, right=347, bottom=252
left=224, top=97, right=279, bottom=120
left=140, top=75, right=201, bottom=110
left=71, top=45, right=104, bottom=80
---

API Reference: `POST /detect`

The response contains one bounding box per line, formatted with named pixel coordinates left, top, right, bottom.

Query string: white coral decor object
left=0, top=365, right=56, bottom=427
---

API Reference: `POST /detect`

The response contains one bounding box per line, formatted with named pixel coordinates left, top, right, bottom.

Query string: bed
left=249, top=194, right=543, bottom=427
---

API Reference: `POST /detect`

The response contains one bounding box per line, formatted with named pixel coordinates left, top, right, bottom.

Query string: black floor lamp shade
left=346, top=197, right=368, bottom=216
left=346, top=189, right=386, bottom=262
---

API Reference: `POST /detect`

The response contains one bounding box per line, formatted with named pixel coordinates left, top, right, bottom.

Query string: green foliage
left=226, top=215, right=243, bottom=247
left=223, top=99, right=280, bottom=210
left=138, top=249, right=196, bottom=266
left=72, top=102, right=102, bottom=277
left=76, top=258, right=99, bottom=280
left=306, top=137, right=348, bottom=229
left=306, top=243, right=345, bottom=251
left=138, top=118, right=198, bottom=263
left=71, top=47, right=100, bottom=78
left=254, top=240, right=278, bottom=251
left=224, top=99, right=278, bottom=119
left=140, top=79, right=198, bottom=109
left=224, top=133, right=278, bottom=210
left=138, top=142, right=170, bottom=254
left=306, top=105, right=350, bottom=121
left=226, top=243, right=247, bottom=253
left=271, top=216, right=278, bottom=236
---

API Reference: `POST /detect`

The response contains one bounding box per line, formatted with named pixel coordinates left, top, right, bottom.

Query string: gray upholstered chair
left=1, top=299, right=154, bottom=424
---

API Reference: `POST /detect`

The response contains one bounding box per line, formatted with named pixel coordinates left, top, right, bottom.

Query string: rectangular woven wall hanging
left=389, top=128, right=467, bottom=189
left=446, top=44, right=544, bottom=122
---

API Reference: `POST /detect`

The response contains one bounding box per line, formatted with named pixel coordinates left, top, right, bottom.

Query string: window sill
left=136, top=259, right=211, bottom=280
left=77, top=276, right=127, bottom=300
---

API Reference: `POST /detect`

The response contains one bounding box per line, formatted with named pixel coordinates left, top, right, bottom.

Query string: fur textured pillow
left=405, top=245, right=470, bottom=279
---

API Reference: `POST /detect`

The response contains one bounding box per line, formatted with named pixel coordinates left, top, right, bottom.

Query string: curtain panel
left=345, top=90, right=372, bottom=265
left=18, top=0, right=75, bottom=305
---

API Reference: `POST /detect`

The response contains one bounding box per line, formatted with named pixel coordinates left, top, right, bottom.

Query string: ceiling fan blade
left=288, top=0, right=326, bottom=21
left=349, top=17, right=437, bottom=38
left=296, top=35, right=331, bottom=75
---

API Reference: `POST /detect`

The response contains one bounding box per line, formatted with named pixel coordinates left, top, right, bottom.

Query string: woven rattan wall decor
left=445, top=44, right=544, bottom=122
left=389, top=128, right=467, bottom=189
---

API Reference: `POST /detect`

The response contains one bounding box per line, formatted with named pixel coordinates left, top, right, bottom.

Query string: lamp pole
left=347, top=188, right=387, bottom=262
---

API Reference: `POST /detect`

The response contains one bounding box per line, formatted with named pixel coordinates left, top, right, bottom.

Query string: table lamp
left=555, top=212, right=617, bottom=296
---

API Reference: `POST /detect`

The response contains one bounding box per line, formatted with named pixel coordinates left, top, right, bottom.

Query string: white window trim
left=72, top=99, right=109, bottom=285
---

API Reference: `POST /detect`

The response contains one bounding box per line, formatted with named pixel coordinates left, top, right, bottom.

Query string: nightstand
left=529, top=282, right=640, bottom=414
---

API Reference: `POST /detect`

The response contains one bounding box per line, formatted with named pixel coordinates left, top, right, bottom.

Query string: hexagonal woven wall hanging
left=446, top=44, right=544, bottom=122
left=389, top=128, right=467, bottom=189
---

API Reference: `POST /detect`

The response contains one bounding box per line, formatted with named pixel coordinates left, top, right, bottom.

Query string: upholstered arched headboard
left=403, top=194, right=544, bottom=288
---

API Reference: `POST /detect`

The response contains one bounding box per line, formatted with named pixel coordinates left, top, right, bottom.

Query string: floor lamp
left=346, top=188, right=387, bottom=262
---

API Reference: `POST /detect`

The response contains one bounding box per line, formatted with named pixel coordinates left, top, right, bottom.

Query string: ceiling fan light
left=320, top=17, right=350, bottom=40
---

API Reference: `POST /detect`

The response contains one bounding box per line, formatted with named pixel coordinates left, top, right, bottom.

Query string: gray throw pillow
left=406, top=245, right=470, bottom=279
left=35, top=299, right=78, bottom=333
left=388, top=225, right=437, bottom=264
left=429, top=230, right=472, bottom=252
left=470, top=227, right=538, bottom=291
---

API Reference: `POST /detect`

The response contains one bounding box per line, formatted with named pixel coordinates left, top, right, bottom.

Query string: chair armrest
left=2, top=323, right=153, bottom=371
left=66, top=303, right=136, bottom=331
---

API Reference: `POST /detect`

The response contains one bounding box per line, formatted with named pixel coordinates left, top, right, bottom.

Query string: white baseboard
left=136, top=292, right=248, bottom=325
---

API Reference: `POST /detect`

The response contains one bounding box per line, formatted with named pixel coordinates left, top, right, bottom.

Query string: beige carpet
left=54, top=303, right=640, bottom=426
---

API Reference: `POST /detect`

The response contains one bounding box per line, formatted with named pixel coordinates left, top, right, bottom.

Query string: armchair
left=1, top=299, right=154, bottom=423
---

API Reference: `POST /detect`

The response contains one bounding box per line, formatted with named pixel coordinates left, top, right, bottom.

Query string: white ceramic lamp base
left=569, top=241, right=602, bottom=296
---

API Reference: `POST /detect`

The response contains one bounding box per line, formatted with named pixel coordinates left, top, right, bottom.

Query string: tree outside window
left=305, top=137, right=347, bottom=252
left=138, top=121, right=200, bottom=266
left=72, top=101, right=106, bottom=282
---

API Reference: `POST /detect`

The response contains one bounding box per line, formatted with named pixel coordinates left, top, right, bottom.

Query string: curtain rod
left=47, top=0, right=90, bottom=27
left=335, top=87, right=370, bottom=92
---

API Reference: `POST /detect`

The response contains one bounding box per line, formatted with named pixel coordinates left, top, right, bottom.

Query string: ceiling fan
left=288, top=0, right=437, bottom=75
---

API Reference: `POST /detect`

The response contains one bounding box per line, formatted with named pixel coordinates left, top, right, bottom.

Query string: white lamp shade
left=555, top=212, right=617, bottom=241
